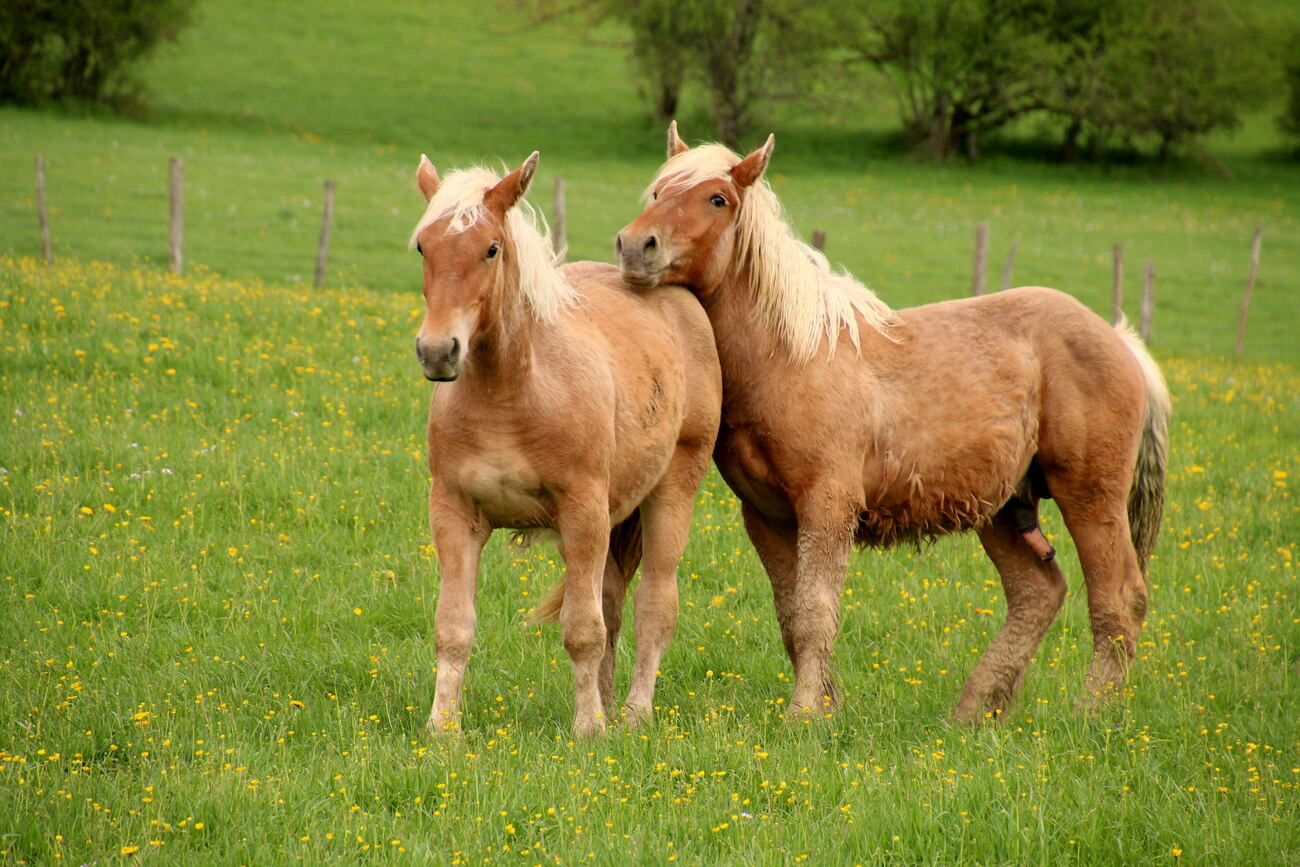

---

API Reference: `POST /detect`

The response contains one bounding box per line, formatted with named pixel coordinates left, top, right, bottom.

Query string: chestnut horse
left=412, top=152, right=720, bottom=736
left=617, top=124, right=1170, bottom=722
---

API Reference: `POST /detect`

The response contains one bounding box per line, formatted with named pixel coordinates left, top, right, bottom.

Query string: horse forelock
left=409, top=166, right=576, bottom=323
left=646, top=145, right=897, bottom=364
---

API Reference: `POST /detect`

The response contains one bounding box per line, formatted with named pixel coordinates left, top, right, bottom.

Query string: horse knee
left=561, top=611, right=606, bottom=663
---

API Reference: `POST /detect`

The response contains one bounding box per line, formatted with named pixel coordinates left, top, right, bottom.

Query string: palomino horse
left=616, top=124, right=1170, bottom=723
left=412, top=151, right=720, bottom=736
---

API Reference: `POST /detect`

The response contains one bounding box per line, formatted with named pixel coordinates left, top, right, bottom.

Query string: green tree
left=1283, top=30, right=1300, bottom=153
left=0, top=0, right=196, bottom=107
left=837, top=0, right=1057, bottom=160
left=1085, top=0, right=1273, bottom=160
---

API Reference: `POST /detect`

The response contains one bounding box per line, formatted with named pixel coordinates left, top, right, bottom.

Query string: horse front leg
left=555, top=493, right=612, bottom=737
left=427, top=490, right=489, bottom=736
left=788, top=494, right=857, bottom=716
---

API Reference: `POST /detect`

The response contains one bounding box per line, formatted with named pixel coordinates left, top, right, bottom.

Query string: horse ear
left=416, top=154, right=440, bottom=202
left=730, top=134, right=775, bottom=189
left=667, top=120, right=688, bottom=157
left=485, top=150, right=540, bottom=214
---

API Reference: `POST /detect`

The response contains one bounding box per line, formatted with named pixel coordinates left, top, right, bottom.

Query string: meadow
left=1, top=0, right=1298, bottom=864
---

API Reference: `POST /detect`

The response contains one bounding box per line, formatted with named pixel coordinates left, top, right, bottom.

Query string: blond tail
left=1115, top=321, right=1171, bottom=577
left=529, top=513, right=643, bottom=624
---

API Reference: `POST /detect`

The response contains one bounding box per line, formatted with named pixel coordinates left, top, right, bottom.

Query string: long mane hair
left=409, top=167, right=577, bottom=323
left=648, top=144, right=897, bottom=363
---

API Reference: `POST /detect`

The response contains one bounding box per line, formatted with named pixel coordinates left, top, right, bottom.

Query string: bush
left=0, top=0, right=196, bottom=108
left=1281, top=31, right=1300, bottom=152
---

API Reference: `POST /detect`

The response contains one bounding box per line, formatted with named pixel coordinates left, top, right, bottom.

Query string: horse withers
left=616, top=124, right=1171, bottom=723
left=411, top=151, right=720, bottom=737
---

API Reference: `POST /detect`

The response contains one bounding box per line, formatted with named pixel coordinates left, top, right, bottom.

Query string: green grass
left=2, top=256, right=1296, bottom=865
left=0, top=0, right=1298, bottom=863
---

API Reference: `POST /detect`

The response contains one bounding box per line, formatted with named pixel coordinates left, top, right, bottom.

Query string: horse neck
left=460, top=263, right=538, bottom=392
left=700, top=269, right=786, bottom=377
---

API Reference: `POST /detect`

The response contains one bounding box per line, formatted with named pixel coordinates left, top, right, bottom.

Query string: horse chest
left=456, top=456, right=551, bottom=527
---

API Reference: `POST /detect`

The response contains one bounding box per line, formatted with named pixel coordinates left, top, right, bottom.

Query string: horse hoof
left=426, top=711, right=464, bottom=738
left=572, top=716, right=608, bottom=739
left=621, top=705, right=652, bottom=730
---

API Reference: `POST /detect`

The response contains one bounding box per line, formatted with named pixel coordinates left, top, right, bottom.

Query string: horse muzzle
left=415, top=334, right=464, bottom=382
left=615, top=229, right=667, bottom=288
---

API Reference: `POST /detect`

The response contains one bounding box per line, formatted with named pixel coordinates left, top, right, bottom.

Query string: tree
left=1283, top=30, right=1300, bottom=153
left=521, top=0, right=832, bottom=147
left=836, top=0, right=1057, bottom=160
left=1084, top=0, right=1273, bottom=160
left=0, top=0, right=196, bottom=108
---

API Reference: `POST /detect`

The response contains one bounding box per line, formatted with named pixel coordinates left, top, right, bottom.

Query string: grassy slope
left=0, top=1, right=1297, bottom=864
left=1, top=0, right=1296, bottom=359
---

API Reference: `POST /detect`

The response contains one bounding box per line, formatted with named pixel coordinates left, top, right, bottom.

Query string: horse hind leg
left=1058, top=496, right=1147, bottom=707
left=956, top=505, right=1067, bottom=724
left=598, top=515, right=643, bottom=711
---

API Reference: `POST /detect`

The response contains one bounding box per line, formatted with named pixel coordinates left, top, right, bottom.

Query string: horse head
left=411, top=151, right=539, bottom=381
left=616, top=121, right=773, bottom=295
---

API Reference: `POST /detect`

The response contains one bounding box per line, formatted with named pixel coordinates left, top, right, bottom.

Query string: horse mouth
left=621, top=265, right=668, bottom=289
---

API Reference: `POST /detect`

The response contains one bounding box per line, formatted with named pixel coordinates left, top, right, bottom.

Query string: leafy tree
left=836, top=0, right=1057, bottom=160
left=1084, top=0, right=1273, bottom=160
left=519, top=0, right=830, bottom=146
left=1277, top=30, right=1300, bottom=153
left=0, top=0, right=196, bottom=108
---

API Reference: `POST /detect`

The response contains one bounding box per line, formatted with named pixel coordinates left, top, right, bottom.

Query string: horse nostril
left=615, top=233, right=624, bottom=255
left=448, top=336, right=460, bottom=364
left=643, top=235, right=657, bottom=254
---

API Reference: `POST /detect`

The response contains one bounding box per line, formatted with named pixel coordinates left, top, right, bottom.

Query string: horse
left=411, top=151, right=721, bottom=737
left=615, top=123, right=1171, bottom=723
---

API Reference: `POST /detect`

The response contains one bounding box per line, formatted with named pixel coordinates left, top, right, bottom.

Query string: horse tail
left=529, top=513, right=643, bottom=624
left=1115, top=320, right=1171, bottom=577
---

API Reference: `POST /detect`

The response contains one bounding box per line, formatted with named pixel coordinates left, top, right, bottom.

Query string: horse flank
left=649, top=144, right=898, bottom=362
left=409, top=166, right=577, bottom=322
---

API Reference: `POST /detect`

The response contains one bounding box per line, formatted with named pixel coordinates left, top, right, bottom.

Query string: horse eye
left=486, top=242, right=500, bottom=260
left=652, top=191, right=659, bottom=200
left=415, top=242, right=423, bottom=255
left=709, top=194, right=727, bottom=208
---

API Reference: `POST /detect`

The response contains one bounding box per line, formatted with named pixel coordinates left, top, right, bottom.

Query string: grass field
left=1, top=1, right=1298, bottom=864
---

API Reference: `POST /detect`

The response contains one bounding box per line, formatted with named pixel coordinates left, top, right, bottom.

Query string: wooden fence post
left=1111, top=242, right=1123, bottom=324
left=972, top=222, right=988, bottom=296
left=35, top=155, right=52, bottom=263
left=1234, top=227, right=1263, bottom=358
left=552, top=176, right=566, bottom=259
left=168, top=157, right=183, bottom=274
left=810, top=229, right=827, bottom=252
left=315, top=180, right=336, bottom=289
left=1140, top=260, right=1155, bottom=343
left=1000, top=240, right=1018, bottom=291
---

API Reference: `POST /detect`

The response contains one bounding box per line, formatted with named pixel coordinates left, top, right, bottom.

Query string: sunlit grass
left=1, top=256, right=1296, bottom=864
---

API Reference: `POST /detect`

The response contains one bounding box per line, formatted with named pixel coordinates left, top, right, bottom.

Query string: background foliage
left=0, top=0, right=197, bottom=107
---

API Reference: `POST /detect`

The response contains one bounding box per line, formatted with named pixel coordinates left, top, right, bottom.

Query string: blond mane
left=409, top=167, right=576, bottom=323
left=649, top=144, right=897, bottom=362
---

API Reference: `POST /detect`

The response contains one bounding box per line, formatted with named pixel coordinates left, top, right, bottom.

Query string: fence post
left=810, top=229, right=827, bottom=252
left=1140, top=259, right=1155, bottom=343
left=169, top=157, right=183, bottom=274
left=315, top=180, right=336, bottom=289
left=552, top=176, right=566, bottom=260
left=972, top=222, right=988, bottom=296
left=1000, top=240, right=1018, bottom=291
left=1234, top=227, right=1263, bottom=358
left=35, top=155, right=52, bottom=263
